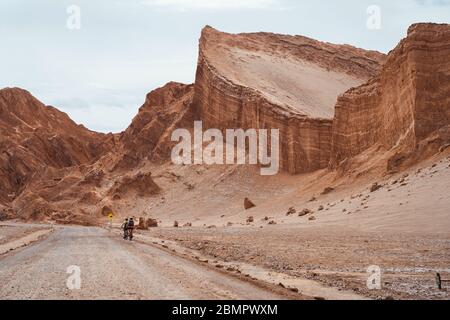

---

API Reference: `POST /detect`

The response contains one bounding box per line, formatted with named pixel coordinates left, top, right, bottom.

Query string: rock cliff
left=2, top=23, right=449, bottom=225
left=193, top=26, right=385, bottom=173
left=331, top=23, right=450, bottom=169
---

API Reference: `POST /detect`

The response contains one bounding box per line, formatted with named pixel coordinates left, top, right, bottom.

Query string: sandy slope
left=200, top=27, right=384, bottom=119
left=143, top=151, right=450, bottom=300
left=116, top=149, right=450, bottom=232
left=212, top=50, right=364, bottom=118
left=0, top=223, right=53, bottom=255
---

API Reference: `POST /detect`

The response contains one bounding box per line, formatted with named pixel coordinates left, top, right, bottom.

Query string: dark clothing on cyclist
left=121, top=219, right=129, bottom=239
left=127, top=218, right=135, bottom=241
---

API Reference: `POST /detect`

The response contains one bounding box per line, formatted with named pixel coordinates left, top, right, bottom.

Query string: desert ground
left=1, top=151, right=449, bottom=300
left=142, top=151, right=450, bottom=300
left=0, top=224, right=300, bottom=300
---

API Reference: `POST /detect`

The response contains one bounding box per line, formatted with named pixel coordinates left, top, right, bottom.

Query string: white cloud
left=141, top=0, right=279, bottom=11
left=415, top=0, right=450, bottom=6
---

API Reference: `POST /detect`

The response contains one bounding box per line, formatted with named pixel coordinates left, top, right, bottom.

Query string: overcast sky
left=0, top=0, right=449, bottom=132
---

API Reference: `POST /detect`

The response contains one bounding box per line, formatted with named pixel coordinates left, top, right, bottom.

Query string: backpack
left=128, top=220, right=134, bottom=227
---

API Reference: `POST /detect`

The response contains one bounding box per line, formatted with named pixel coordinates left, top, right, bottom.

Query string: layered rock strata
left=193, top=26, right=385, bottom=173
left=331, top=23, right=450, bottom=167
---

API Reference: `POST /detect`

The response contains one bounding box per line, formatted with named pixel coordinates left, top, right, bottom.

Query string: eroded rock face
left=108, top=172, right=160, bottom=198
left=193, top=26, right=385, bottom=173
left=2, top=84, right=189, bottom=223
left=0, top=88, right=114, bottom=205
left=0, top=204, right=12, bottom=220
left=331, top=23, right=450, bottom=168
left=2, top=24, right=448, bottom=225
left=117, top=82, right=196, bottom=170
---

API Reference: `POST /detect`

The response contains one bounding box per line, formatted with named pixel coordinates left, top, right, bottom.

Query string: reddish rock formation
left=147, top=218, right=158, bottom=228
left=137, top=217, right=148, bottom=230
left=1, top=85, right=185, bottom=223
left=115, top=82, right=196, bottom=170
left=137, top=217, right=159, bottom=229
left=331, top=23, right=450, bottom=169
left=193, top=26, right=385, bottom=173
left=2, top=23, right=449, bottom=225
left=108, top=172, right=160, bottom=198
left=0, top=88, right=114, bottom=205
left=0, top=204, right=12, bottom=220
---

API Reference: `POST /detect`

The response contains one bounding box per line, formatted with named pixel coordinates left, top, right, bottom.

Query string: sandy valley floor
left=143, top=153, right=450, bottom=300
left=2, top=150, right=449, bottom=300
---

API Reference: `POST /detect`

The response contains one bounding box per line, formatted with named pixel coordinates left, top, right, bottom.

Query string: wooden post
left=436, top=273, right=442, bottom=290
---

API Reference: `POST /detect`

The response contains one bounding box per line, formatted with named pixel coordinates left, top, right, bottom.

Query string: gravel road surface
left=0, top=226, right=286, bottom=300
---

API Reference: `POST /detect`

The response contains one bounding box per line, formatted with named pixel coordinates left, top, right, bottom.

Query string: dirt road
left=0, top=226, right=287, bottom=300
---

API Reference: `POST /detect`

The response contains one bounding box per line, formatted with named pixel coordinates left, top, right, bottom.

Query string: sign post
left=108, top=213, right=113, bottom=229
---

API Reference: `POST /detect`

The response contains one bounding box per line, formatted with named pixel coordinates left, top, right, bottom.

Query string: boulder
left=286, top=207, right=296, bottom=216
left=137, top=217, right=148, bottom=230
left=244, top=198, right=256, bottom=210
left=370, top=182, right=382, bottom=192
left=147, top=218, right=158, bottom=228
left=298, top=209, right=312, bottom=217
left=322, top=187, right=335, bottom=195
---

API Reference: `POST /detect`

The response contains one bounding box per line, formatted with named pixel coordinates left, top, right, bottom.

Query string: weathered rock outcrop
left=3, top=24, right=449, bottom=225
left=0, top=204, right=12, bottom=220
left=115, top=82, right=196, bottom=170
left=193, top=26, right=385, bottom=173
left=331, top=23, right=450, bottom=168
left=108, top=172, right=160, bottom=197
left=2, top=84, right=186, bottom=222
left=0, top=88, right=114, bottom=205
